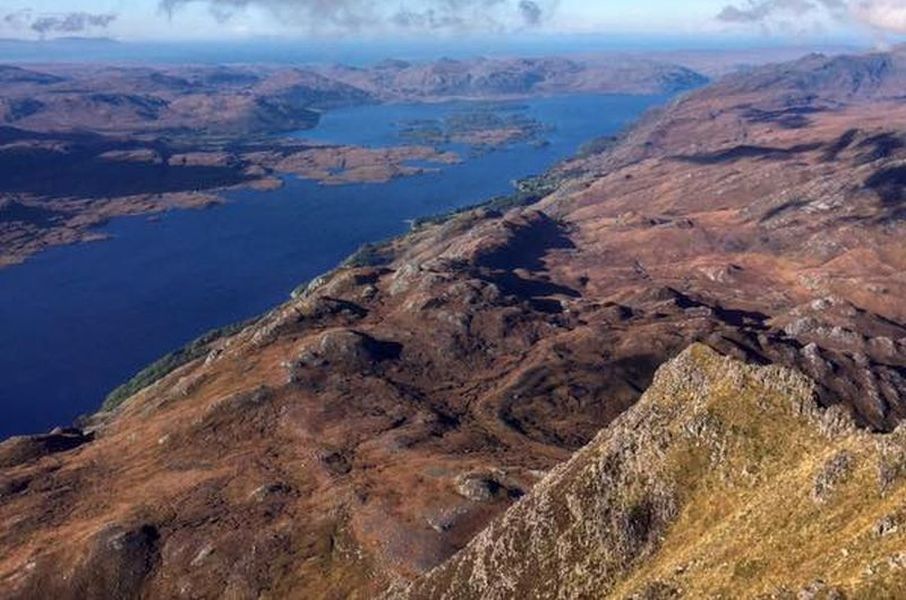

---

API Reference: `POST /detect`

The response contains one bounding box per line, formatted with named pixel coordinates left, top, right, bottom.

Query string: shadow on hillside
left=0, top=146, right=250, bottom=200
left=674, top=142, right=823, bottom=165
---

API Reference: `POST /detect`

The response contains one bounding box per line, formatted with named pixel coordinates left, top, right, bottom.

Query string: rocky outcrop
left=0, top=428, right=92, bottom=469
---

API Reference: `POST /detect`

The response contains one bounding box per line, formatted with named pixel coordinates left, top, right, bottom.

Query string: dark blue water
left=0, top=94, right=667, bottom=438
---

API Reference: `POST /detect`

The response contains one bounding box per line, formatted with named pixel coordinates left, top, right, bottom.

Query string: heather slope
left=393, top=345, right=906, bottom=599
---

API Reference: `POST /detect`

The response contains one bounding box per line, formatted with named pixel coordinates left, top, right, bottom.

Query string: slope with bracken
left=0, top=48, right=904, bottom=598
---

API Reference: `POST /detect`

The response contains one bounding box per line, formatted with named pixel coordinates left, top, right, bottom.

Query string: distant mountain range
left=0, top=56, right=708, bottom=137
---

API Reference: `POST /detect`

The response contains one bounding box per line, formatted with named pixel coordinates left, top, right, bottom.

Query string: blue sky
left=0, top=0, right=898, bottom=42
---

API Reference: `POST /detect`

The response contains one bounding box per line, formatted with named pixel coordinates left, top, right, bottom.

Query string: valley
left=0, top=93, right=667, bottom=439
left=0, top=45, right=904, bottom=598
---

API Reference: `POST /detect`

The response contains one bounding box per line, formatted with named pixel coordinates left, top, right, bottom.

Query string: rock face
left=0, top=48, right=905, bottom=598
left=392, top=345, right=906, bottom=599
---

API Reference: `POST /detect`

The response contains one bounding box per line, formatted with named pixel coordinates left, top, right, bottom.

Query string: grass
left=101, top=318, right=255, bottom=412
left=608, top=347, right=906, bottom=599
left=341, top=241, right=394, bottom=269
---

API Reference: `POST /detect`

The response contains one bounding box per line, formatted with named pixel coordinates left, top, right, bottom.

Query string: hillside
left=0, top=64, right=373, bottom=136
left=391, top=344, right=906, bottom=599
left=0, top=48, right=904, bottom=598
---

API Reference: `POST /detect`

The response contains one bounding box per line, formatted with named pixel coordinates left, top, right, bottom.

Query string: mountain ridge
left=390, top=344, right=906, bottom=599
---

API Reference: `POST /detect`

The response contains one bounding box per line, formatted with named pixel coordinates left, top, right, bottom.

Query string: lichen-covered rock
left=17, top=523, right=160, bottom=600
left=294, top=329, right=402, bottom=372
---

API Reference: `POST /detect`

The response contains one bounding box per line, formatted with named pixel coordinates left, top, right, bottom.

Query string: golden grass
left=610, top=346, right=906, bottom=599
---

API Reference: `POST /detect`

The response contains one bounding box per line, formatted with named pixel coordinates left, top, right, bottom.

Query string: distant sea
left=0, top=35, right=862, bottom=66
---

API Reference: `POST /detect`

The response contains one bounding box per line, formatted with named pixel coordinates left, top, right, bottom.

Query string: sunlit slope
left=395, top=345, right=906, bottom=599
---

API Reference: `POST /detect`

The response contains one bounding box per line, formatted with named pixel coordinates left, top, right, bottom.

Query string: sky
left=1, top=0, right=904, bottom=44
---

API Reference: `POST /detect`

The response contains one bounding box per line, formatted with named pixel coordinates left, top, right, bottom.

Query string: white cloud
left=718, top=0, right=906, bottom=35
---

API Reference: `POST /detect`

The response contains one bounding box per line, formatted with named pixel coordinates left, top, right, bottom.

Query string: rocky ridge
left=0, top=57, right=708, bottom=137
left=391, top=345, right=906, bottom=599
left=322, top=56, right=708, bottom=102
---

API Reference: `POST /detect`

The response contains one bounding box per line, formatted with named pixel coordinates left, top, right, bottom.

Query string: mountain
left=391, top=344, right=906, bottom=599
left=322, top=56, right=709, bottom=101
left=703, top=46, right=906, bottom=103
left=0, top=64, right=371, bottom=136
left=0, top=48, right=904, bottom=598
left=0, top=66, right=63, bottom=86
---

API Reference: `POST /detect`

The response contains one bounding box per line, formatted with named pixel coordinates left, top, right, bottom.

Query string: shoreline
left=0, top=99, right=576, bottom=269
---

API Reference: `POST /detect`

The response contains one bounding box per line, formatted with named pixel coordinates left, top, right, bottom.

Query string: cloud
left=161, top=0, right=378, bottom=31
left=518, top=0, right=543, bottom=25
left=851, top=0, right=906, bottom=34
left=717, top=0, right=906, bottom=35
left=2, top=10, right=118, bottom=37
left=160, top=0, right=555, bottom=33
left=3, top=9, right=34, bottom=30
left=717, top=0, right=819, bottom=23
left=30, top=12, right=118, bottom=36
